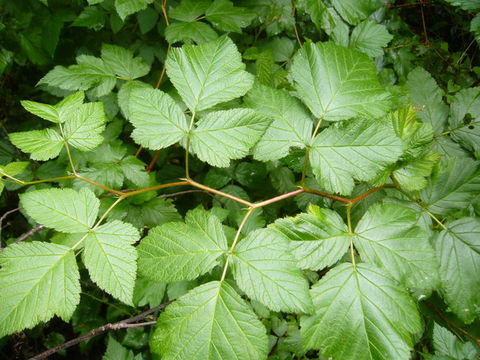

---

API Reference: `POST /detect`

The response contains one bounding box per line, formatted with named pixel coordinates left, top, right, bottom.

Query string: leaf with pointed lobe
left=8, top=128, right=64, bottom=161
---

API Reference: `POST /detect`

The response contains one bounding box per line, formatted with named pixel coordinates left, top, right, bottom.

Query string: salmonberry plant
left=0, top=0, right=479, bottom=359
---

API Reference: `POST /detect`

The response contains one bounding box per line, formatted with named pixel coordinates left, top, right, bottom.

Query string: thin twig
left=146, top=150, right=161, bottom=172
left=0, top=207, right=21, bottom=223
left=29, top=301, right=172, bottom=360
left=14, top=225, right=45, bottom=244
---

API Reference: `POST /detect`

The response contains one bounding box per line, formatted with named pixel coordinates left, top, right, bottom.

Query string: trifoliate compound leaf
left=435, top=217, right=480, bottom=324
left=0, top=242, right=80, bottom=337
left=137, top=207, right=228, bottom=282
left=289, top=41, right=390, bottom=121
left=101, top=44, right=150, bottom=80
left=190, top=109, right=270, bottom=167
left=432, top=323, right=478, bottom=359
left=244, top=83, right=313, bottom=161
left=151, top=281, right=269, bottom=360
left=169, top=0, right=212, bottom=22
left=20, top=187, right=99, bottom=233
left=205, top=0, right=255, bottom=33
left=301, top=263, right=422, bottom=360
left=115, top=0, right=154, bottom=20
left=350, top=20, right=393, bottom=57
left=354, top=203, right=439, bottom=290
left=448, top=87, right=480, bottom=153
left=232, top=228, right=313, bottom=314
left=332, top=0, right=381, bottom=25
left=84, top=220, right=140, bottom=305
left=165, top=22, right=218, bottom=45
left=310, top=118, right=403, bottom=195
left=165, top=35, right=254, bottom=112
left=63, top=102, right=106, bottom=151
left=127, top=87, right=188, bottom=150
left=406, top=67, right=449, bottom=134
left=421, top=157, right=480, bottom=216
left=8, top=128, right=64, bottom=161
left=273, top=205, right=350, bottom=271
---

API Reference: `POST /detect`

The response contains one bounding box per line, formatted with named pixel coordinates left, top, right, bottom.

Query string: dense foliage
left=0, top=0, right=480, bottom=359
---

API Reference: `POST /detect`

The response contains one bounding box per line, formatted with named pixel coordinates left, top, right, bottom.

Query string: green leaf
left=151, top=281, right=269, bottom=360
left=273, top=205, right=350, bottom=271
left=448, top=87, right=480, bottom=153
left=445, top=0, right=480, bottom=11
left=435, top=217, right=480, bottom=324
left=101, top=44, right=150, bottom=80
left=232, top=228, right=313, bottom=313
left=8, top=129, right=64, bottom=161
left=63, top=102, right=106, bottom=152
left=301, top=263, right=422, bottom=360
left=350, top=20, right=393, bottom=57
left=103, top=336, right=136, bottom=360
left=115, top=0, right=154, bottom=20
left=20, top=188, right=99, bottom=233
left=127, top=87, right=188, bottom=150
left=39, top=55, right=116, bottom=97
left=432, top=323, right=478, bottom=359
left=169, top=0, right=212, bottom=22
left=332, top=0, right=381, bottom=25
left=421, top=158, right=480, bottom=216
left=393, top=151, right=441, bottom=191
left=165, top=22, right=218, bottom=45
left=205, top=0, right=255, bottom=33
left=0, top=242, right=80, bottom=337
left=0, top=161, right=29, bottom=177
left=84, top=220, right=140, bottom=305
left=133, top=277, right=166, bottom=307
left=310, top=119, right=403, bottom=195
left=190, top=109, right=270, bottom=167
left=299, top=0, right=329, bottom=30
left=406, top=67, right=449, bottom=134
left=289, top=42, right=390, bottom=121
left=137, top=208, right=228, bottom=282
left=120, top=156, right=150, bottom=187
left=56, top=91, right=86, bottom=121
left=21, top=100, right=60, bottom=124
left=165, top=36, right=254, bottom=112
left=117, top=80, right=150, bottom=118
left=244, top=83, right=313, bottom=161
left=354, top=203, right=439, bottom=290
left=72, top=6, right=107, bottom=30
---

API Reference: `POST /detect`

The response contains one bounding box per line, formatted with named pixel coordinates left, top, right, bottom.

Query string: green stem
left=311, top=117, right=323, bottom=138
left=346, top=204, right=356, bottom=268
left=220, top=208, right=254, bottom=281
left=185, top=112, right=196, bottom=179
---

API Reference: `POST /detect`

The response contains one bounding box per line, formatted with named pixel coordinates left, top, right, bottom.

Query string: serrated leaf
left=421, top=157, right=480, bottom=216
left=117, top=80, right=151, bottom=118
left=133, top=276, right=166, bottom=307
left=232, top=228, right=313, bottom=313
left=120, top=156, right=149, bottom=187
left=39, top=55, right=116, bottom=97
left=84, top=220, right=140, bottom=305
left=63, top=102, right=106, bottom=151
left=435, top=217, right=480, bottom=324
left=0, top=242, right=80, bottom=337
left=165, top=22, right=218, bottom=45
left=301, top=263, right=422, bottom=360
left=20, top=188, right=99, bottom=233
left=190, top=108, right=270, bottom=167
left=151, top=281, right=268, bottom=360
left=205, top=0, right=255, bottom=33
left=289, top=42, right=390, bottom=121
left=354, top=203, right=439, bottom=290
left=127, top=87, right=188, bottom=150
left=8, top=128, right=64, bottom=161
left=21, top=100, right=60, bottom=123
left=103, top=336, right=135, bottom=360
left=448, top=87, right=480, bottom=153
left=115, top=0, right=154, bottom=20
left=244, top=83, right=313, bottom=161
left=101, top=44, right=150, bottom=80
left=433, top=323, right=478, bottom=359
left=165, top=35, right=254, bottom=112
left=0, top=161, right=29, bottom=177
left=72, top=6, right=106, bottom=30
left=406, top=67, right=449, bottom=134
left=169, top=0, right=212, bottom=22
left=137, top=208, right=228, bottom=282
left=350, top=20, right=393, bottom=57
left=394, top=151, right=441, bottom=191
left=273, top=205, right=350, bottom=271
left=310, top=118, right=403, bottom=195
left=332, top=0, right=381, bottom=25
left=56, top=91, right=86, bottom=121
